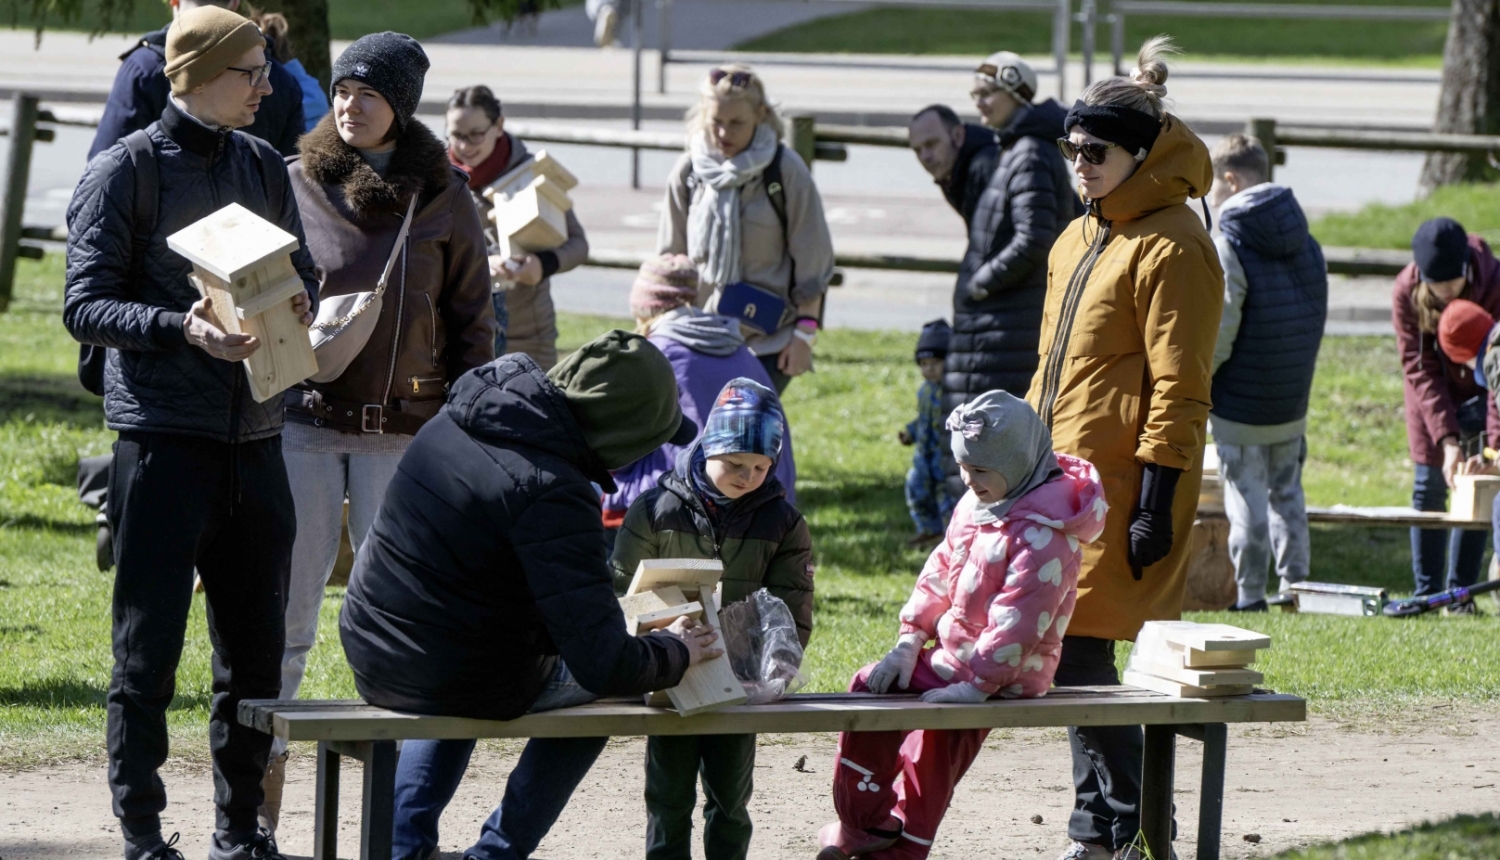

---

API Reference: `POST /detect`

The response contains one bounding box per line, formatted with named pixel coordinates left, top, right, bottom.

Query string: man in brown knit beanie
left=62, top=6, right=319, bottom=860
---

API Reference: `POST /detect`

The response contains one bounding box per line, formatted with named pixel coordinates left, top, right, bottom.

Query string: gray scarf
left=686, top=124, right=780, bottom=289
left=947, top=390, right=1061, bottom=521
left=649, top=306, right=746, bottom=357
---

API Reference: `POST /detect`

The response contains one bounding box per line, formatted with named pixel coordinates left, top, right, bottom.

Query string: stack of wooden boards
left=619, top=559, right=747, bottom=717
left=1122, top=621, right=1269, bottom=698
left=483, top=150, right=578, bottom=258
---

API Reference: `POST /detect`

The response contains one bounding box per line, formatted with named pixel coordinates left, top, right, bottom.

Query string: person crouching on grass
left=610, top=377, right=813, bottom=860
left=817, top=391, right=1106, bottom=860
left=1437, top=297, right=1500, bottom=615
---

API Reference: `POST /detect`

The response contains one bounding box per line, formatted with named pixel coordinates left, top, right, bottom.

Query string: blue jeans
left=492, top=290, right=509, bottom=358
left=390, top=661, right=605, bottom=860
left=1411, top=464, right=1486, bottom=596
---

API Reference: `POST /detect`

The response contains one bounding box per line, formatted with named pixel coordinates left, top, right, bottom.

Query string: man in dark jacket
left=1207, top=134, right=1327, bottom=612
left=908, top=104, right=998, bottom=227
left=342, top=333, right=711, bottom=860
left=943, top=51, right=1080, bottom=496
left=88, top=0, right=304, bottom=161
left=62, top=9, right=318, bottom=860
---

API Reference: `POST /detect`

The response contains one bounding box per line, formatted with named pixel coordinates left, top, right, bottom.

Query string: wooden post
left=657, top=0, right=671, bottom=94
left=0, top=93, right=38, bottom=313
left=1247, top=117, right=1279, bottom=181
left=786, top=113, right=816, bottom=173
left=314, top=742, right=340, bottom=860
left=1109, top=0, right=1125, bottom=76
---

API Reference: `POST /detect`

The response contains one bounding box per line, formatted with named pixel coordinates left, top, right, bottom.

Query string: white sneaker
left=1057, top=843, right=1112, bottom=860
left=594, top=4, right=619, bottom=47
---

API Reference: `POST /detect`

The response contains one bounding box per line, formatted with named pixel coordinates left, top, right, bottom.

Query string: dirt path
left=4, top=710, right=1498, bottom=860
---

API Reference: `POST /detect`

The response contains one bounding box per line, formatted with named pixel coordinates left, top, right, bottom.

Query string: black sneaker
left=1227, top=599, right=1268, bottom=612
left=208, top=829, right=285, bottom=860
left=124, top=832, right=183, bottom=860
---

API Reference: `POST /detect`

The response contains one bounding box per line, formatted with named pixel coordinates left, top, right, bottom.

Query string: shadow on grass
left=1309, top=523, right=1467, bottom=595
left=800, top=475, right=929, bottom=576
left=0, top=372, right=103, bottom=428
left=0, top=512, right=95, bottom=535
left=0, top=678, right=213, bottom=711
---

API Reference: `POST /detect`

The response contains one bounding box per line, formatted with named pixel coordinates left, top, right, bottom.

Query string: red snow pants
left=831, top=651, right=990, bottom=859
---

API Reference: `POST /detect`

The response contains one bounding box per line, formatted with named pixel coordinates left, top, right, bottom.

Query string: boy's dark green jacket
left=610, top=461, right=814, bottom=647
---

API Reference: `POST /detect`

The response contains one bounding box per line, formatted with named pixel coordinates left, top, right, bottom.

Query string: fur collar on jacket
left=298, top=113, right=454, bottom=219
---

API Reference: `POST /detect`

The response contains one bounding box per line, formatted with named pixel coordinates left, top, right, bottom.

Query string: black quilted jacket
left=339, top=355, right=690, bottom=720
left=64, top=101, right=319, bottom=443
left=945, top=99, right=1080, bottom=416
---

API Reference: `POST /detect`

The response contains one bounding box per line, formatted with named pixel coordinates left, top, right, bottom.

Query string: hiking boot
left=208, top=828, right=286, bottom=860
left=816, top=818, right=903, bottom=859
left=124, top=832, right=184, bottom=860
left=258, top=752, right=288, bottom=833
left=1056, top=843, right=1112, bottom=860
left=1227, top=599, right=1268, bottom=613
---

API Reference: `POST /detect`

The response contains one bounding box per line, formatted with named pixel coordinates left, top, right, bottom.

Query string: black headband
left=1064, top=101, right=1161, bottom=159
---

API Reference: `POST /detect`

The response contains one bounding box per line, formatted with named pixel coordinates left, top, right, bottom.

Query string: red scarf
left=451, top=132, right=513, bottom=191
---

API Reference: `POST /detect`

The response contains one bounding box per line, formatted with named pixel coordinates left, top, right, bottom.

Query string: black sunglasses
left=709, top=68, right=753, bottom=89
left=227, top=61, right=272, bottom=88
left=1057, top=137, right=1120, bottom=166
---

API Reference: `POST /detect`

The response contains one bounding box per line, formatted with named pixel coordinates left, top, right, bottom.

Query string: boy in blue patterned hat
left=611, top=377, right=814, bottom=860
left=900, top=320, right=957, bottom=546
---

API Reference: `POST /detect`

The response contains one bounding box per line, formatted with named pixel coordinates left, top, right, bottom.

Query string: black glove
left=1128, top=463, right=1182, bottom=579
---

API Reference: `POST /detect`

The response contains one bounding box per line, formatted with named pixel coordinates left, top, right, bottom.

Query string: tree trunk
left=1419, top=0, right=1500, bottom=194
left=255, top=0, right=331, bottom=93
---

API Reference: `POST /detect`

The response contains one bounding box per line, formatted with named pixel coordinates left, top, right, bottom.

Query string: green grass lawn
left=1268, top=814, right=1500, bottom=860
left=2, top=253, right=1497, bottom=766
left=738, top=0, right=1449, bottom=66
left=1310, top=183, right=1500, bottom=252
left=5, top=0, right=573, bottom=41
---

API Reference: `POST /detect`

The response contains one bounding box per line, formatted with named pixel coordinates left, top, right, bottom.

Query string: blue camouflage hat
left=700, top=377, right=785, bottom=461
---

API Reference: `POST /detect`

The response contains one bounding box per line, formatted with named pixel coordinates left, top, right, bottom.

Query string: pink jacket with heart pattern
left=898, top=453, right=1107, bottom=697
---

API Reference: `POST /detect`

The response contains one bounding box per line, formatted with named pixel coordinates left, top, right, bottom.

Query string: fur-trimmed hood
left=297, top=112, right=456, bottom=218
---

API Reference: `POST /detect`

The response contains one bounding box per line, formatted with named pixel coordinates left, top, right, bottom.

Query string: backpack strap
left=763, top=145, right=797, bottom=300
left=241, top=133, right=288, bottom=222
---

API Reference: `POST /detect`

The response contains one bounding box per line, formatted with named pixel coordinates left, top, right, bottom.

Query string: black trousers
left=644, top=733, right=756, bottom=860
left=106, top=431, right=295, bottom=840
left=1053, top=635, right=1147, bottom=851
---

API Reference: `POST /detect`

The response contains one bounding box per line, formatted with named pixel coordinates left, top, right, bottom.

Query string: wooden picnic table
left=241, top=686, right=1306, bottom=860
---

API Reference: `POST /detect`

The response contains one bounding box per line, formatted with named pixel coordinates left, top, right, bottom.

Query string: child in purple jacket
left=602, top=254, right=796, bottom=530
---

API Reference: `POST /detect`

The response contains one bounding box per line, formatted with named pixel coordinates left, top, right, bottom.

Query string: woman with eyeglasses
left=265, top=32, right=495, bottom=833
left=659, top=64, right=834, bottom=394
left=1023, top=36, right=1222, bottom=860
left=940, top=50, right=1078, bottom=501
left=448, top=85, right=591, bottom=368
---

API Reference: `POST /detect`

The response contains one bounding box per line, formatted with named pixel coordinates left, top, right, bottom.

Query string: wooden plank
left=1123, top=670, right=1253, bottom=699
left=242, top=689, right=1307, bottom=742
left=1157, top=622, right=1271, bottom=652
left=663, top=592, right=746, bottom=716
left=166, top=202, right=300, bottom=283
left=1137, top=661, right=1264, bottom=688
left=626, top=558, right=724, bottom=597
left=234, top=272, right=307, bottom=320
left=635, top=601, right=703, bottom=632
left=1177, top=646, right=1259, bottom=669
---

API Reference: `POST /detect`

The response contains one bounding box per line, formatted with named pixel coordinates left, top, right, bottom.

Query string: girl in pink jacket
left=819, top=390, right=1107, bottom=860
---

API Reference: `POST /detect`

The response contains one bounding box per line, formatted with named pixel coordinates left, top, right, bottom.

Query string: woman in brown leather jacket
left=261, top=32, right=494, bottom=827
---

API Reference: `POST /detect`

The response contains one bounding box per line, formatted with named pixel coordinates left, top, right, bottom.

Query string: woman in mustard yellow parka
left=1026, top=37, right=1224, bottom=860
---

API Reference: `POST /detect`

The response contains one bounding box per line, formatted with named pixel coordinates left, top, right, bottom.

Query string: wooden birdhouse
left=485, top=149, right=579, bottom=257
left=1450, top=474, right=1500, bottom=522
left=166, top=203, right=318, bottom=403
left=621, top=558, right=748, bottom=716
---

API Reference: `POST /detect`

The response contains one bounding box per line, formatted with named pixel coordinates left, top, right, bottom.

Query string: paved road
left=432, top=0, right=872, bottom=49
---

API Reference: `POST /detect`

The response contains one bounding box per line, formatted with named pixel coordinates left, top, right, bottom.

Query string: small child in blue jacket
left=899, top=320, right=956, bottom=546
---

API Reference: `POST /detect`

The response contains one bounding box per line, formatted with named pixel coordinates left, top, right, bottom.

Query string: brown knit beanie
left=165, top=6, right=266, bottom=97
left=630, top=253, right=700, bottom=320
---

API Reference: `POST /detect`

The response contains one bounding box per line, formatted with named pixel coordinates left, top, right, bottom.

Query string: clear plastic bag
left=719, top=589, right=806, bottom=705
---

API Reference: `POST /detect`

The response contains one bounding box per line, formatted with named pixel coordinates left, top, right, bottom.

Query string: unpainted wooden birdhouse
left=485, top=149, right=579, bottom=257
left=166, top=203, right=318, bottom=403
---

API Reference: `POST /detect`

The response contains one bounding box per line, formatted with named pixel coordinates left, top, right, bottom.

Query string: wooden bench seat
left=239, top=686, right=1305, bottom=860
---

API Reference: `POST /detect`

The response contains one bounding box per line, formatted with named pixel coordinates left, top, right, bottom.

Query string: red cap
left=1438, top=298, right=1495, bottom=364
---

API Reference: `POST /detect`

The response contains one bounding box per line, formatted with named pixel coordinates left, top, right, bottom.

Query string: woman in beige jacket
left=448, top=85, right=590, bottom=369
left=658, top=65, right=834, bottom=392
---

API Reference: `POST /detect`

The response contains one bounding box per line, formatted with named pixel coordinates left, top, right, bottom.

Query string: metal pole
left=1053, top=0, right=1069, bottom=101
left=657, top=0, right=671, bottom=94
left=1110, top=0, right=1126, bottom=75
left=1080, top=0, right=1096, bottom=87
left=0, top=93, right=37, bottom=313
left=631, top=0, right=644, bottom=189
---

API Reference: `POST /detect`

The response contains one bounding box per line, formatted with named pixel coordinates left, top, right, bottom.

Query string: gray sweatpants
left=1217, top=437, right=1311, bottom=605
